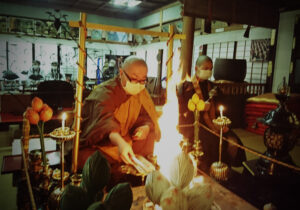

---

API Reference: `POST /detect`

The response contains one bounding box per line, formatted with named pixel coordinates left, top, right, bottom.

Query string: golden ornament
left=196, top=100, right=205, bottom=111
left=191, top=93, right=200, bottom=104
left=188, top=99, right=196, bottom=111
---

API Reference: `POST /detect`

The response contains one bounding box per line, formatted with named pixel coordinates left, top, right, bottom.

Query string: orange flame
left=154, top=64, right=184, bottom=180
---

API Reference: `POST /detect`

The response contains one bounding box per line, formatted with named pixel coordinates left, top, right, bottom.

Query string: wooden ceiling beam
left=69, top=20, right=186, bottom=39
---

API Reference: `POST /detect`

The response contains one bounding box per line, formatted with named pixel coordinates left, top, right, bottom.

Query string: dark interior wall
left=183, top=0, right=279, bottom=28
left=215, top=94, right=249, bottom=128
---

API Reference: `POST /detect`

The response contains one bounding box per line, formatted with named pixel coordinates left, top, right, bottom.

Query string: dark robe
left=177, top=78, right=246, bottom=172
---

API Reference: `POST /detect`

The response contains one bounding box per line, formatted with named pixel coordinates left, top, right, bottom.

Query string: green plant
left=60, top=151, right=133, bottom=210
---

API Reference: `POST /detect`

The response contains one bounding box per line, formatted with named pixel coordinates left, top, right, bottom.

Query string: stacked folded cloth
left=244, top=93, right=278, bottom=135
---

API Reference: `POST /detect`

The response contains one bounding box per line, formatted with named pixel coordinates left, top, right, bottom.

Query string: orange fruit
left=40, top=104, right=53, bottom=122
left=26, top=108, right=40, bottom=125
left=42, top=104, right=49, bottom=109
left=32, top=97, right=43, bottom=112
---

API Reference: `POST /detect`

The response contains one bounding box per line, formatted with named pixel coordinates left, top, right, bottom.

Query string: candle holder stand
left=190, top=110, right=204, bottom=166
left=210, top=116, right=231, bottom=181
left=48, top=127, right=75, bottom=209
left=70, top=173, right=82, bottom=186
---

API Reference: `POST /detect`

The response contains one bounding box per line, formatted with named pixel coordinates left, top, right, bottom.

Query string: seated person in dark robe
left=29, top=60, right=43, bottom=81
left=45, top=62, right=65, bottom=81
left=74, top=56, right=161, bottom=172
left=102, top=59, right=118, bottom=82
left=177, top=55, right=246, bottom=173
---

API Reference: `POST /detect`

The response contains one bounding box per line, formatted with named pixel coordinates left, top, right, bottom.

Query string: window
left=35, top=43, right=57, bottom=77
left=8, top=41, right=32, bottom=81
left=0, top=41, right=7, bottom=79
left=203, top=40, right=269, bottom=84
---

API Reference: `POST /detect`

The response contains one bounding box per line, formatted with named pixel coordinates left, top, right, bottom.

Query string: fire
left=154, top=66, right=183, bottom=180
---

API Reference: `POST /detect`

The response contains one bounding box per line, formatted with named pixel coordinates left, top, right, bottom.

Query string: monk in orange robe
left=76, top=56, right=161, bottom=169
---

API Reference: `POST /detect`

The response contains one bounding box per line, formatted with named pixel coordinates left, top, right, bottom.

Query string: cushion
left=247, top=93, right=279, bottom=104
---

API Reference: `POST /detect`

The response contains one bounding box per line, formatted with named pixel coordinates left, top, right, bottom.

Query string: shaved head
left=195, top=55, right=212, bottom=67
left=120, top=55, right=148, bottom=86
left=122, top=56, right=148, bottom=71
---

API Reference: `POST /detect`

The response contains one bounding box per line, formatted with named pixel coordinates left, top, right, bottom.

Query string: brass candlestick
left=50, top=127, right=75, bottom=189
left=187, top=94, right=206, bottom=166
left=210, top=115, right=231, bottom=181
left=48, top=127, right=75, bottom=209
left=70, top=173, right=82, bottom=187
left=191, top=110, right=204, bottom=166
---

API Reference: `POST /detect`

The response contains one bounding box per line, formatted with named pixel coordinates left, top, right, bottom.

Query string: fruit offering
left=25, top=97, right=53, bottom=124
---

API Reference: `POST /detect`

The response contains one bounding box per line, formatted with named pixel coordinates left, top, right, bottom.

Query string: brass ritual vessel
left=256, top=78, right=299, bottom=176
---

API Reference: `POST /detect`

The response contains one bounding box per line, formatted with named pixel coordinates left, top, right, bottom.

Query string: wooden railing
left=213, top=82, right=266, bottom=96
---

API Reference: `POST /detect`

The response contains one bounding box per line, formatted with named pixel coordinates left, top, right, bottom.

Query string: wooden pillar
left=167, top=24, right=174, bottom=81
left=72, top=12, right=87, bottom=174
left=202, top=44, right=207, bottom=56
left=181, top=16, right=195, bottom=80
left=57, top=44, right=61, bottom=75
left=32, top=43, right=35, bottom=61
left=156, top=49, right=163, bottom=95
left=266, top=29, right=277, bottom=92
left=6, top=41, right=8, bottom=71
left=233, top=41, right=237, bottom=59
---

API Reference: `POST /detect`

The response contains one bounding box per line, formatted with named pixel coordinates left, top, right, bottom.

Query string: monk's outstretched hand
left=119, top=141, right=136, bottom=165
left=109, top=132, right=135, bottom=165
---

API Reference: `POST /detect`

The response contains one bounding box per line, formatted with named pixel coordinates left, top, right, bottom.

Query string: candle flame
left=219, top=105, right=224, bottom=112
left=62, top=112, right=67, bottom=120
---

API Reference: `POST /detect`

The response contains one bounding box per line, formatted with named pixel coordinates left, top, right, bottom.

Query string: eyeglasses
left=123, top=70, right=148, bottom=84
left=196, top=66, right=212, bottom=71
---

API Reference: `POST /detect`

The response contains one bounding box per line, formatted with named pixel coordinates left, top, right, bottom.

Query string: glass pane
left=35, top=43, right=57, bottom=78
left=8, top=41, right=32, bottom=81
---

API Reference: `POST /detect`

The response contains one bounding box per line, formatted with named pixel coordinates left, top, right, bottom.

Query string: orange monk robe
left=78, top=76, right=161, bottom=166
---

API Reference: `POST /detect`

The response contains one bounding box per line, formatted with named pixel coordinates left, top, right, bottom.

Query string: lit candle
left=219, top=105, right=224, bottom=118
left=62, top=113, right=66, bottom=131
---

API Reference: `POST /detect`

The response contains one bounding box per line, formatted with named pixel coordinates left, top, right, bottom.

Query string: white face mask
left=123, top=80, right=145, bottom=95
left=197, top=70, right=212, bottom=80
